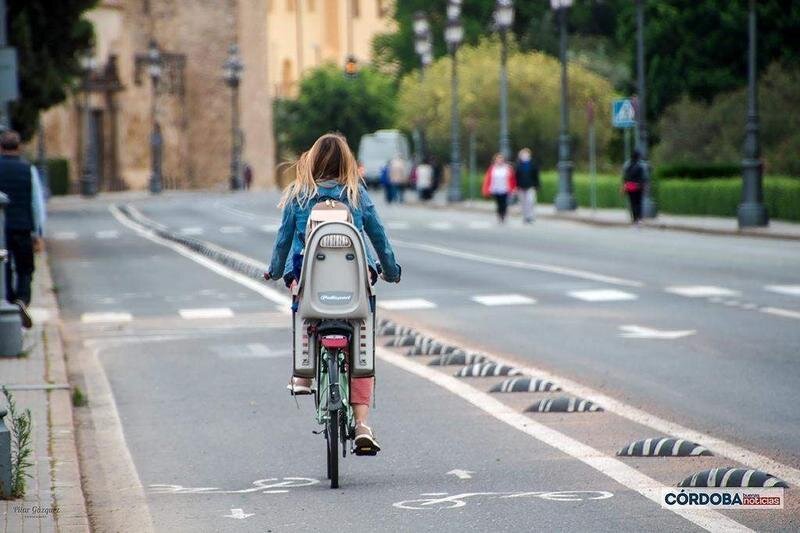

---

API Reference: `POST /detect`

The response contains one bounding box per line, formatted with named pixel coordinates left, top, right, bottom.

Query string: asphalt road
left=45, top=191, right=800, bottom=532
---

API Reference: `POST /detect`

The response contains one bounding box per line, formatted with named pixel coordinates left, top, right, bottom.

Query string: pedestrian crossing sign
left=612, top=98, right=636, bottom=128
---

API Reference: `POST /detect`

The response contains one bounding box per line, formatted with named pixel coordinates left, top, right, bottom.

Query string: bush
left=654, top=163, right=740, bottom=180
left=47, top=158, right=70, bottom=196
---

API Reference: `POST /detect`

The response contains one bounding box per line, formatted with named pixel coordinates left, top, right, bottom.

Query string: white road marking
left=393, top=239, right=643, bottom=287
left=468, top=220, right=493, bottom=229
left=471, top=294, right=536, bottom=306
left=618, top=325, right=696, bottom=340
left=96, top=230, right=120, bottom=239
left=150, top=478, right=319, bottom=495
left=429, top=221, right=454, bottom=231
left=178, top=307, right=234, bottom=319
left=765, top=285, right=800, bottom=297
left=386, top=221, right=410, bottom=230
left=666, top=286, right=740, bottom=298
left=80, top=312, right=133, bottom=323
left=760, top=306, right=800, bottom=320
left=378, top=298, right=437, bottom=310
left=216, top=343, right=291, bottom=359
left=223, top=508, right=254, bottom=520
left=446, top=469, right=474, bottom=480
left=115, top=208, right=798, bottom=516
left=178, top=227, right=204, bottom=236
left=125, top=205, right=168, bottom=230
left=110, top=205, right=292, bottom=313
left=260, top=223, right=280, bottom=233
left=568, top=289, right=638, bottom=302
left=51, top=231, right=78, bottom=240
left=377, top=348, right=749, bottom=532
left=219, top=225, right=244, bottom=234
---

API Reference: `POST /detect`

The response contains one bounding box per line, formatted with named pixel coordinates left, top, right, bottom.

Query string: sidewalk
left=1, top=253, right=89, bottom=532
left=434, top=195, right=800, bottom=241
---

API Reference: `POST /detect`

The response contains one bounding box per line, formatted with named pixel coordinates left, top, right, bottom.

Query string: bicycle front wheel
left=327, top=409, right=339, bottom=489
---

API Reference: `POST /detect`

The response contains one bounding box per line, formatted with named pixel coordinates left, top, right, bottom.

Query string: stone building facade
left=41, top=0, right=393, bottom=191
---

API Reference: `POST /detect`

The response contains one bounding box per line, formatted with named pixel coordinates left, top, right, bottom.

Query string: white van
left=357, top=130, right=411, bottom=188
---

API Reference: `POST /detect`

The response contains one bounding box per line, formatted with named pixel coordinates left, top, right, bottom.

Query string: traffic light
left=344, top=55, right=358, bottom=78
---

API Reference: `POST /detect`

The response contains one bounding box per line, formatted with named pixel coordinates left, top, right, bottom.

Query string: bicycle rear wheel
left=327, top=409, right=339, bottom=488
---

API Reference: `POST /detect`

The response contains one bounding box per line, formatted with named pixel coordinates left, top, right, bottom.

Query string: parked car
left=357, top=130, right=411, bottom=188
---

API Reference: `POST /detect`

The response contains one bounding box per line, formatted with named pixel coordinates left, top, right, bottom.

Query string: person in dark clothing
left=515, top=148, right=540, bottom=223
left=0, top=130, right=47, bottom=328
left=622, top=149, right=645, bottom=224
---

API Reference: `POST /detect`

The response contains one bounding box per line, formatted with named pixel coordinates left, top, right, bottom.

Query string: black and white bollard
left=0, top=407, right=11, bottom=498
left=0, top=193, right=23, bottom=357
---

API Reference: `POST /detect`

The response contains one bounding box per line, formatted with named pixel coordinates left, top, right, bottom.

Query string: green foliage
left=653, top=63, right=800, bottom=176
left=397, top=40, right=617, bottom=170
left=654, top=163, right=741, bottom=181
left=273, top=65, right=397, bottom=158
left=2, top=387, right=33, bottom=499
left=71, top=387, right=88, bottom=408
left=47, top=158, right=70, bottom=196
left=8, top=0, right=97, bottom=141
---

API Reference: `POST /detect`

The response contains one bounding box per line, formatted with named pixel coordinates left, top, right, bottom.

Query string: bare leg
left=353, top=404, right=369, bottom=425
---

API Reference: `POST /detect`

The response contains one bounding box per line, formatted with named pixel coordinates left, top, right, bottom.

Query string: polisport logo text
left=661, top=488, right=784, bottom=509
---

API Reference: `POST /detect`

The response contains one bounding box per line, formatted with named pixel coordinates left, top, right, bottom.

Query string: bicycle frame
left=315, top=345, right=354, bottom=431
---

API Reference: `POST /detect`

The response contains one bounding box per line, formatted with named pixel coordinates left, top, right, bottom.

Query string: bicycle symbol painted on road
left=150, top=477, right=319, bottom=495
left=393, top=490, right=614, bottom=510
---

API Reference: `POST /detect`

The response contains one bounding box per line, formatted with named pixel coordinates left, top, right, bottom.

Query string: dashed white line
left=51, top=231, right=78, bottom=240
left=765, top=285, right=800, bottom=297
left=386, top=221, right=410, bottom=230
left=377, top=298, right=437, bottom=310
left=179, top=227, right=205, bottom=236
left=666, top=286, right=740, bottom=298
left=760, top=306, right=800, bottom=320
left=96, top=230, right=120, bottom=239
left=429, top=221, right=454, bottom=231
left=178, top=307, right=235, bottom=319
left=467, top=221, right=493, bottom=230
left=260, top=224, right=280, bottom=233
left=80, top=312, right=133, bottom=323
left=219, top=226, right=244, bottom=234
left=568, top=289, right=638, bottom=302
left=471, top=294, right=536, bottom=306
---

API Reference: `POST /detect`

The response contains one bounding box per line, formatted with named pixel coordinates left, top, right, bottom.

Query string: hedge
left=654, top=163, right=740, bottom=180
left=461, top=170, right=800, bottom=222
left=47, top=158, right=70, bottom=196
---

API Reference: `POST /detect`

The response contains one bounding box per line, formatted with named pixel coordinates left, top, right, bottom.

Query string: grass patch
left=71, top=387, right=88, bottom=408
left=1, top=387, right=33, bottom=499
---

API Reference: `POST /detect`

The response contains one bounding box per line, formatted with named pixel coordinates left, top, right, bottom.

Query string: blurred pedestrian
left=622, top=149, right=645, bottom=224
left=380, top=161, right=393, bottom=203
left=415, top=158, right=434, bottom=201
left=515, top=148, right=539, bottom=223
left=243, top=163, right=253, bottom=190
left=0, top=130, right=46, bottom=328
left=482, top=153, right=517, bottom=223
left=388, top=154, right=408, bottom=203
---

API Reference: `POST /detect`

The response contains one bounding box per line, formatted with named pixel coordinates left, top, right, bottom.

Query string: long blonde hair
left=279, top=133, right=362, bottom=208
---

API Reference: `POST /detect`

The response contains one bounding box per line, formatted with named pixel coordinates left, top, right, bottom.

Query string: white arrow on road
left=447, top=469, right=475, bottom=480
left=618, top=325, right=696, bottom=340
left=223, top=508, right=254, bottom=520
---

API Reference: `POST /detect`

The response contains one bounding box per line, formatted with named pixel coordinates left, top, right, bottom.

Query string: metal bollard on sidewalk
left=0, top=407, right=10, bottom=498
left=0, top=193, right=23, bottom=357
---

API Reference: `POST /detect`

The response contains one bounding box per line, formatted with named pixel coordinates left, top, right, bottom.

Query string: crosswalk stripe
left=96, top=230, right=120, bottom=239
left=666, top=285, right=740, bottom=298
left=567, top=289, right=638, bottom=302
left=80, top=312, right=133, bottom=323
left=179, top=227, right=204, bottom=235
left=178, top=307, right=235, bottom=319
left=429, top=221, right=453, bottom=231
left=377, top=298, right=437, bottom=310
left=765, top=285, right=800, bottom=297
left=471, top=294, right=536, bottom=306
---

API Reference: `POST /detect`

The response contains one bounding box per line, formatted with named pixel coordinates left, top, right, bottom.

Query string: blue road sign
left=612, top=98, right=636, bottom=129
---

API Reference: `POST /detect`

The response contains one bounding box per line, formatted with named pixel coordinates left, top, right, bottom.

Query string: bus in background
left=357, top=130, right=411, bottom=188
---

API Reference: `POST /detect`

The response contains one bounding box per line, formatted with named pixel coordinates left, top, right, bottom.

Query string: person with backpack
left=264, top=133, right=401, bottom=453
left=482, top=153, right=517, bottom=223
left=622, top=149, right=645, bottom=224
left=515, top=148, right=539, bottom=223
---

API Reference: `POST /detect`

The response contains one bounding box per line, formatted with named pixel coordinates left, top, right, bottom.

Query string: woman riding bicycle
left=264, top=133, right=401, bottom=454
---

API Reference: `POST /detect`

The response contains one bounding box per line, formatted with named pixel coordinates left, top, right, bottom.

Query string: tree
left=396, top=39, right=617, bottom=170
left=8, top=0, right=96, bottom=141
left=273, top=65, right=397, bottom=159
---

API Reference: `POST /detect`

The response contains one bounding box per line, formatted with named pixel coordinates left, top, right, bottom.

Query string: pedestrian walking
left=515, top=148, right=539, bottom=223
left=414, top=158, right=435, bottom=201
left=622, top=149, right=645, bottom=224
left=0, top=130, right=47, bottom=328
left=482, top=153, right=517, bottom=223
left=388, top=154, right=408, bottom=203
left=243, top=163, right=253, bottom=190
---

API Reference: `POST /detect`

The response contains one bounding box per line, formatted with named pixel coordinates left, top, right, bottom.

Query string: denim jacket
left=267, top=182, right=401, bottom=282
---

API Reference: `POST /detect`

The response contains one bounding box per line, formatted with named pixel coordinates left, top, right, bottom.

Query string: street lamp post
left=147, top=40, right=163, bottom=194
left=551, top=0, right=575, bottom=211
left=636, top=0, right=657, bottom=218
left=224, top=44, right=244, bottom=191
left=738, top=0, right=768, bottom=228
left=79, top=52, right=98, bottom=198
left=413, top=11, right=433, bottom=162
left=445, top=0, right=464, bottom=203
left=494, top=0, right=514, bottom=160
